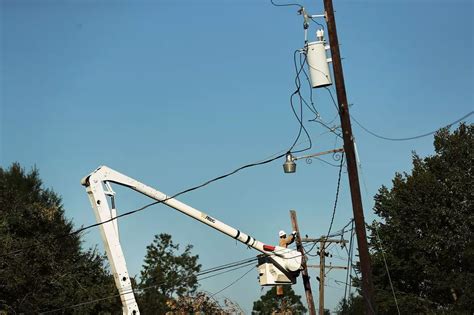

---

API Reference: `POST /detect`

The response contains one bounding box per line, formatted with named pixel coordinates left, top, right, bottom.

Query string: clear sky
left=1, top=0, right=473, bottom=313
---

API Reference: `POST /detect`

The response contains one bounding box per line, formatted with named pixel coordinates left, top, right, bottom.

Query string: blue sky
left=1, top=0, right=473, bottom=313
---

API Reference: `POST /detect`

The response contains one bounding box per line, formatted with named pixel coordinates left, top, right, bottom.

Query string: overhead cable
left=351, top=110, right=473, bottom=141
left=323, top=152, right=345, bottom=241
left=270, top=0, right=302, bottom=8
left=39, top=258, right=258, bottom=314
left=38, top=241, right=318, bottom=314
left=210, top=266, right=254, bottom=297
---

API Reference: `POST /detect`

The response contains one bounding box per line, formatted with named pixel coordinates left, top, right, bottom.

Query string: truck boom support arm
left=81, top=165, right=301, bottom=315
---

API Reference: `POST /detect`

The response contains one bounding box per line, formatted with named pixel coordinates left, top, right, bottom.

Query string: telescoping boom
left=81, top=166, right=302, bottom=315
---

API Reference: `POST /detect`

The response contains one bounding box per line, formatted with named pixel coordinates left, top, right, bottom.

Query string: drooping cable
left=299, top=52, right=320, bottom=118
left=39, top=258, right=257, bottom=314
left=323, top=152, right=345, bottom=241
left=288, top=50, right=313, bottom=154
left=351, top=110, right=473, bottom=141
left=38, top=242, right=318, bottom=314
left=270, top=0, right=302, bottom=9
left=210, top=266, right=254, bottom=297
left=374, top=224, right=400, bottom=315
left=3, top=152, right=287, bottom=258
left=356, top=147, right=401, bottom=313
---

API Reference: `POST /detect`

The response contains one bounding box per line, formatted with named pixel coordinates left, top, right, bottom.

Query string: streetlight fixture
left=283, top=148, right=344, bottom=174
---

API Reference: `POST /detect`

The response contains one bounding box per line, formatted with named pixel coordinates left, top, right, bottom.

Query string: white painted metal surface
left=306, top=29, right=332, bottom=88
left=81, top=166, right=302, bottom=313
left=83, top=172, right=139, bottom=315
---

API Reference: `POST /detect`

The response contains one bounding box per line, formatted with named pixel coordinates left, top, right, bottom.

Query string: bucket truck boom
left=81, top=166, right=302, bottom=315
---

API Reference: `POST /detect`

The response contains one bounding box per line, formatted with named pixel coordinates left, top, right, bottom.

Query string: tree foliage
left=351, top=123, right=473, bottom=314
left=137, top=233, right=202, bottom=314
left=0, top=163, right=120, bottom=313
left=252, top=285, right=307, bottom=314
left=335, top=293, right=364, bottom=315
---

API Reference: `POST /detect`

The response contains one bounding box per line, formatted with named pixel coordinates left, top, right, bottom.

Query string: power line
left=210, top=266, right=254, bottom=297
left=374, top=225, right=400, bottom=315
left=299, top=53, right=343, bottom=140
left=270, top=0, right=302, bottom=9
left=39, top=258, right=257, bottom=314
left=351, top=111, right=473, bottom=141
left=344, top=221, right=355, bottom=302
left=356, top=144, right=401, bottom=313
left=323, top=152, right=345, bottom=241
left=302, top=218, right=352, bottom=257
left=289, top=50, right=313, bottom=154
left=3, top=151, right=287, bottom=258
left=322, top=80, right=473, bottom=142
left=38, top=242, right=318, bottom=314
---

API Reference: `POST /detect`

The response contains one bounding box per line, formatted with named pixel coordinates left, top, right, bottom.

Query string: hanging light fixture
left=282, top=148, right=344, bottom=174
left=283, top=153, right=296, bottom=173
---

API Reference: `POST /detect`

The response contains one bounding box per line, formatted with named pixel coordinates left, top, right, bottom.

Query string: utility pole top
left=290, top=210, right=317, bottom=315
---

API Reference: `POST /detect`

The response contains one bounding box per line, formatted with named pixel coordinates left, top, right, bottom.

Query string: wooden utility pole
left=319, top=239, right=326, bottom=315
left=289, top=210, right=316, bottom=315
left=302, top=237, right=348, bottom=315
left=322, top=0, right=376, bottom=313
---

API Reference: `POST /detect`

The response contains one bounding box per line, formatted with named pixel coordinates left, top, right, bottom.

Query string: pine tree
left=0, top=163, right=120, bottom=313
left=252, top=285, right=307, bottom=314
left=138, top=233, right=201, bottom=313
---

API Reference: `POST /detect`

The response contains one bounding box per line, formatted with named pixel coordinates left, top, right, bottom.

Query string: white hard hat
left=279, top=230, right=286, bottom=237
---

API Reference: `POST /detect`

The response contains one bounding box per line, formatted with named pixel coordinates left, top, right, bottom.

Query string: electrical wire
left=3, top=151, right=287, bottom=258
left=288, top=50, right=313, bottom=154
left=270, top=0, right=302, bottom=8
left=39, top=258, right=257, bottom=314
left=356, top=146, right=400, bottom=313
left=303, top=73, right=342, bottom=139
left=324, top=87, right=340, bottom=113
left=198, top=258, right=257, bottom=277
left=310, top=17, right=325, bottom=30
left=299, top=52, right=320, bottom=118
left=323, top=152, right=345, bottom=241
left=38, top=241, right=318, bottom=314
left=343, top=220, right=354, bottom=302
left=303, top=153, right=344, bottom=259
left=351, top=110, right=473, bottom=141
left=197, top=261, right=257, bottom=281
left=302, top=218, right=352, bottom=257
left=374, top=225, right=400, bottom=315
left=210, top=266, right=254, bottom=297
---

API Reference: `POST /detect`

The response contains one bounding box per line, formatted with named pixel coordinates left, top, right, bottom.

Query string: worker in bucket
left=277, top=230, right=297, bottom=297
left=279, top=230, right=297, bottom=248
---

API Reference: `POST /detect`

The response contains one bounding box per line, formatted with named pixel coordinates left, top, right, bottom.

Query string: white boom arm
left=81, top=166, right=302, bottom=314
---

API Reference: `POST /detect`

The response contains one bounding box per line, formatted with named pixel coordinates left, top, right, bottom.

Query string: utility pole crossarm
left=307, top=265, right=347, bottom=270
left=301, top=238, right=348, bottom=244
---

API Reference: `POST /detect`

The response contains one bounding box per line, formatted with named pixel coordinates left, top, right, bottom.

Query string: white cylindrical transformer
left=306, top=39, right=332, bottom=88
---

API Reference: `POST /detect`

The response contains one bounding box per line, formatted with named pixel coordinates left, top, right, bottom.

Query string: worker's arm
left=285, top=231, right=297, bottom=246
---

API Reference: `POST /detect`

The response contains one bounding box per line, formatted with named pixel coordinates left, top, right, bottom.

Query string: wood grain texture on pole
left=290, top=210, right=316, bottom=315
left=319, top=240, right=325, bottom=315
left=322, top=0, right=376, bottom=313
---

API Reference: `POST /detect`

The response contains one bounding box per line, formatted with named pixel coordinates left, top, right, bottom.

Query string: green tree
left=336, top=293, right=364, bottom=315
left=138, top=233, right=201, bottom=314
left=346, top=123, right=473, bottom=314
left=252, top=285, right=307, bottom=314
left=0, top=163, right=120, bottom=313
